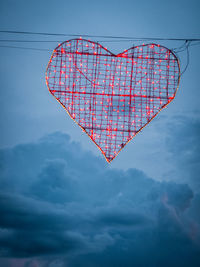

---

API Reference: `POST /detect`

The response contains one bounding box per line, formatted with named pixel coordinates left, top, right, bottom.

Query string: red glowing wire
left=46, top=39, right=180, bottom=162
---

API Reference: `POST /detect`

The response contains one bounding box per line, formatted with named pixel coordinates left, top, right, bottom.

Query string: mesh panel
left=46, top=39, right=180, bottom=162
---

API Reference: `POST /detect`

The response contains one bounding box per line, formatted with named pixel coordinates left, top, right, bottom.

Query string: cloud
left=0, top=132, right=200, bottom=266
left=0, top=193, right=85, bottom=258
left=164, top=115, right=200, bottom=191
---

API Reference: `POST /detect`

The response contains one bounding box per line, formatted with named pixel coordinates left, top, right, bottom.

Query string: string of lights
left=0, top=32, right=197, bottom=161
left=46, top=39, right=180, bottom=162
left=0, top=32, right=198, bottom=97
left=0, top=34, right=199, bottom=78
left=0, top=39, right=199, bottom=52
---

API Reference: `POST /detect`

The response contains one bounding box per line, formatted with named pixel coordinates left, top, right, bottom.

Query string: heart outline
left=46, top=39, right=180, bottom=163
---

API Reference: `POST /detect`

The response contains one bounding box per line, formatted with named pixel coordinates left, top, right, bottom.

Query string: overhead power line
left=0, top=39, right=60, bottom=43
left=0, top=35, right=199, bottom=78
left=0, top=45, right=51, bottom=51
left=0, top=39, right=138, bottom=43
left=0, top=30, right=200, bottom=41
left=0, top=40, right=199, bottom=53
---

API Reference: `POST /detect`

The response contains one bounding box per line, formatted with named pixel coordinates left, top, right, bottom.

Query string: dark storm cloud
left=0, top=131, right=200, bottom=266
left=0, top=193, right=73, bottom=231
left=0, top=193, right=85, bottom=258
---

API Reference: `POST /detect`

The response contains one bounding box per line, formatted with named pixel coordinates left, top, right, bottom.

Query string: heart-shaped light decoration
left=46, top=39, right=180, bottom=162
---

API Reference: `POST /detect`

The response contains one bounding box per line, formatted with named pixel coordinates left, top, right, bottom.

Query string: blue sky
left=0, top=0, right=200, bottom=266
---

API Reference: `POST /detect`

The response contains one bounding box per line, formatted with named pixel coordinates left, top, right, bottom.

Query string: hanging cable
left=174, top=40, right=191, bottom=78
left=0, top=36, right=199, bottom=79
left=0, top=45, right=51, bottom=51
left=0, top=30, right=200, bottom=41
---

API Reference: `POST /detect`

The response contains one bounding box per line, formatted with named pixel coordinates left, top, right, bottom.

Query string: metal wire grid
left=46, top=39, right=180, bottom=162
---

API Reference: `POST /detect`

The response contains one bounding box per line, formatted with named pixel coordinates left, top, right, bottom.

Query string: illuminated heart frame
left=46, top=39, right=180, bottom=162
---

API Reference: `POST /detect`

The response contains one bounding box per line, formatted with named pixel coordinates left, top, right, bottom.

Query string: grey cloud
left=0, top=132, right=199, bottom=266
left=0, top=193, right=75, bottom=232
left=0, top=193, right=87, bottom=258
